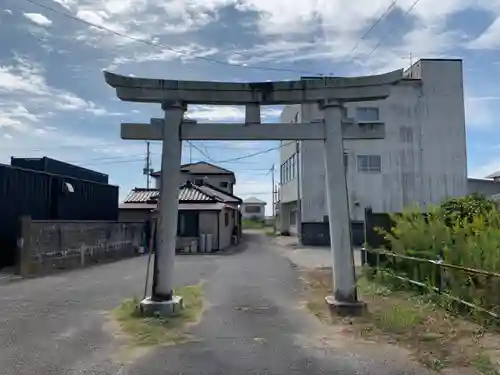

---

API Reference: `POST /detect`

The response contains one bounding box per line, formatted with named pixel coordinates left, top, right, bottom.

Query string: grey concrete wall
left=118, top=209, right=151, bottom=223
left=279, top=105, right=300, bottom=204
left=19, top=218, right=143, bottom=277
left=279, top=201, right=297, bottom=234
left=219, top=208, right=235, bottom=250
left=467, top=178, right=500, bottom=197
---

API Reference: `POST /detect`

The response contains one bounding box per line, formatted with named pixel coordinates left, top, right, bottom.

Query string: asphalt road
left=0, top=232, right=434, bottom=375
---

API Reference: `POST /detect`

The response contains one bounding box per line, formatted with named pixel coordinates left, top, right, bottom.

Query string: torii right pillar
left=321, top=99, right=363, bottom=314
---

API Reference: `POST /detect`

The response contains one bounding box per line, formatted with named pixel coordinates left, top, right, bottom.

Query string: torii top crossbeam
left=103, top=70, right=403, bottom=105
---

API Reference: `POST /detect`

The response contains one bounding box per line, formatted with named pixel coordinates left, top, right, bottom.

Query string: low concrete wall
left=18, top=217, right=143, bottom=277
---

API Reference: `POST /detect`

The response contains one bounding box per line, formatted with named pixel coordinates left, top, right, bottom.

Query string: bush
left=440, top=193, right=497, bottom=226
left=376, top=195, right=500, bottom=319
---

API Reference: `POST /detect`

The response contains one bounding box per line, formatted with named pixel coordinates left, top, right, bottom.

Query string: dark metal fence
left=361, top=248, right=500, bottom=319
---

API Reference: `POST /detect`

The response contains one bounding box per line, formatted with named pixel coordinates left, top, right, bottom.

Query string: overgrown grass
left=302, top=267, right=500, bottom=374
left=265, top=229, right=277, bottom=237
left=111, top=284, right=204, bottom=347
left=242, top=219, right=265, bottom=229
left=376, top=201, right=500, bottom=323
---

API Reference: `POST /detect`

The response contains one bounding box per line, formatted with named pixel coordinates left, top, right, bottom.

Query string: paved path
left=272, top=234, right=363, bottom=269
left=0, top=232, right=434, bottom=375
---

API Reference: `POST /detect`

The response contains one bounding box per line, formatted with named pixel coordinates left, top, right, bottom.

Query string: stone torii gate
left=104, top=70, right=403, bottom=315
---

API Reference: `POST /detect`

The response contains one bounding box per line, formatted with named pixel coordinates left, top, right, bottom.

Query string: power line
left=210, top=141, right=294, bottom=163
left=65, top=153, right=146, bottom=164
left=4, top=142, right=120, bottom=152
left=366, top=0, right=423, bottom=58
left=186, top=141, right=213, bottom=160
left=22, top=0, right=325, bottom=76
left=350, top=0, right=398, bottom=54
left=81, top=158, right=146, bottom=167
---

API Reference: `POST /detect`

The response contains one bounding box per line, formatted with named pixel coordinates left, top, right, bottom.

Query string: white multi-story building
left=278, top=59, right=499, bottom=245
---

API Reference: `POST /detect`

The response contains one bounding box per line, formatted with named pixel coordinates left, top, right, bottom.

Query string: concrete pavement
left=0, top=232, right=434, bottom=375
left=0, top=254, right=218, bottom=375
left=272, top=234, right=363, bottom=269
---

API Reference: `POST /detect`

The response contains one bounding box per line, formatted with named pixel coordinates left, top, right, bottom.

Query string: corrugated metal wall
left=0, top=164, right=52, bottom=268
left=11, top=157, right=109, bottom=184
left=0, top=164, right=118, bottom=269
left=55, top=177, right=118, bottom=220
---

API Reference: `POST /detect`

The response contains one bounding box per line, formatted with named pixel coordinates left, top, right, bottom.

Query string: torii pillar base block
left=325, top=296, right=367, bottom=317
left=139, top=295, right=184, bottom=317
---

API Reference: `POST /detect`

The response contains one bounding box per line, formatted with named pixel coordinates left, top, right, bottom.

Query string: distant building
left=151, top=162, right=236, bottom=195
left=485, top=171, right=500, bottom=182
left=241, top=197, right=267, bottom=221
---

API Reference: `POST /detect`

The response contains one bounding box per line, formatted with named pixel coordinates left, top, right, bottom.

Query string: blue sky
left=1, top=0, right=500, bottom=214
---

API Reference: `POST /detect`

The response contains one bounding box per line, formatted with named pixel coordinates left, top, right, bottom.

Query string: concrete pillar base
left=325, top=296, right=367, bottom=317
left=140, top=296, right=184, bottom=317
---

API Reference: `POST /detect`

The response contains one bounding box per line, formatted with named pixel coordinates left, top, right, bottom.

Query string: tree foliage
left=439, top=193, right=497, bottom=226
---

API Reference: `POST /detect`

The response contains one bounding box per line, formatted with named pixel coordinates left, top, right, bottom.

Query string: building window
left=356, top=107, right=379, bottom=122
left=224, top=212, right=229, bottom=226
left=357, top=155, right=382, bottom=173
left=245, top=205, right=261, bottom=213
left=285, top=159, right=289, bottom=182
left=194, top=178, right=204, bottom=185
left=220, top=181, right=228, bottom=188
left=291, top=154, right=296, bottom=180
left=344, top=152, right=348, bottom=173
left=280, top=164, right=284, bottom=184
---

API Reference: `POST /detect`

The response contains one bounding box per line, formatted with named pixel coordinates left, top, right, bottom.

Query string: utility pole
left=271, top=164, right=276, bottom=234
left=143, top=141, right=152, bottom=188
left=296, top=141, right=302, bottom=245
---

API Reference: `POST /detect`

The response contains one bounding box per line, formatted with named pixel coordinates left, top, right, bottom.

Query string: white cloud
left=67, top=0, right=232, bottom=48
left=0, top=102, right=41, bottom=133
left=469, top=158, right=500, bottom=179
left=469, top=17, right=500, bottom=49
left=186, top=105, right=283, bottom=123
left=109, top=44, right=219, bottom=68
left=23, top=13, right=52, bottom=26
left=0, top=57, right=113, bottom=118
left=51, top=0, right=76, bottom=9
left=188, top=105, right=245, bottom=122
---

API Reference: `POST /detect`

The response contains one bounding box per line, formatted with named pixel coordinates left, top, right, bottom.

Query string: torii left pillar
left=140, top=102, right=185, bottom=315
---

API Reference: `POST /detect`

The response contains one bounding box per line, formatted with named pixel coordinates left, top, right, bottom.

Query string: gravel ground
left=0, top=232, right=435, bottom=375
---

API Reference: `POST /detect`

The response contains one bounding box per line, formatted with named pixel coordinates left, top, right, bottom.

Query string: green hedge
left=375, top=194, right=500, bottom=320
